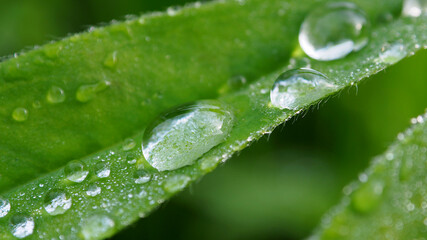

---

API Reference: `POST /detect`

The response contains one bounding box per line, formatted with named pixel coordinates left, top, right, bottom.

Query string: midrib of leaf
left=310, top=110, right=427, bottom=240
left=0, top=0, right=426, bottom=239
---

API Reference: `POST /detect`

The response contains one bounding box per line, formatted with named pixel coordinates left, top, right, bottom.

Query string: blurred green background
left=1, top=0, right=426, bottom=239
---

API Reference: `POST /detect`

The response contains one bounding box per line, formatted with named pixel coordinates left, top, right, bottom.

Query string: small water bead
left=86, top=184, right=101, bottom=197
left=47, top=86, right=66, bottom=104
left=142, top=100, right=234, bottom=171
left=299, top=2, right=370, bottom=61
left=122, top=138, right=136, bottom=151
left=43, top=189, right=72, bottom=215
left=402, top=0, right=427, bottom=17
left=12, top=108, right=29, bottom=122
left=9, top=214, right=35, bottom=239
left=94, top=162, right=110, bottom=178
left=0, top=196, right=11, bottom=217
left=103, top=51, right=118, bottom=68
left=379, top=43, right=407, bottom=64
left=163, top=175, right=191, bottom=193
left=270, top=68, right=339, bottom=110
left=219, top=75, right=247, bottom=94
left=32, top=101, right=42, bottom=109
left=64, top=160, right=89, bottom=183
left=351, top=179, right=384, bottom=213
left=134, top=169, right=152, bottom=184
left=76, top=80, right=111, bottom=103
left=80, top=214, right=115, bottom=240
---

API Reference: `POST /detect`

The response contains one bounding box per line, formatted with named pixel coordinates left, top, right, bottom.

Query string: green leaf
left=0, top=0, right=426, bottom=239
left=311, top=110, right=427, bottom=239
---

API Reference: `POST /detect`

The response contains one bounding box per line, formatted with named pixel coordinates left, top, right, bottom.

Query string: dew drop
left=218, top=75, right=247, bottom=94
left=351, top=180, right=384, bottom=213
left=402, top=0, right=427, bottom=17
left=94, top=162, right=110, bottom=178
left=379, top=43, right=407, bottom=64
left=43, top=189, right=72, bottom=215
left=9, top=214, right=34, bottom=239
left=32, top=101, right=42, bottom=109
left=134, top=169, right=152, bottom=184
left=299, top=2, right=370, bottom=61
left=142, top=100, right=234, bottom=171
left=76, top=80, right=111, bottom=102
left=47, top=86, right=66, bottom=104
left=12, top=108, right=28, bottom=122
left=270, top=68, right=339, bottom=110
left=122, top=138, right=136, bottom=151
left=64, top=160, right=89, bottom=183
left=103, top=51, right=118, bottom=68
left=0, top=196, right=11, bottom=218
left=199, top=156, right=220, bottom=172
left=163, top=175, right=191, bottom=193
left=86, top=184, right=101, bottom=197
left=80, top=214, right=115, bottom=240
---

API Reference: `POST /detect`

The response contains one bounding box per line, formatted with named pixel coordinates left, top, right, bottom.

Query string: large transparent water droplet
left=43, top=189, right=72, bottom=215
left=47, top=86, right=66, bottom=104
left=76, top=80, right=111, bottom=102
left=270, top=68, right=339, bottom=110
left=163, top=175, right=191, bottom=193
left=12, top=108, right=29, bottom=122
left=351, top=180, right=384, bottom=213
left=402, top=0, right=427, bottom=17
left=0, top=196, right=11, bottom=218
left=64, top=160, right=89, bottom=183
left=142, top=100, right=234, bottom=171
left=299, top=2, right=370, bottom=61
left=94, top=162, right=110, bottom=178
left=122, top=138, right=136, bottom=151
left=134, top=169, right=152, bottom=184
left=9, top=214, right=34, bottom=239
left=86, top=184, right=101, bottom=197
left=80, top=214, right=115, bottom=240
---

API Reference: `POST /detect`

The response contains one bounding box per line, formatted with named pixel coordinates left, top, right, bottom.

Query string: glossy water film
left=299, top=2, right=370, bottom=61
left=142, top=100, right=234, bottom=171
left=270, top=68, right=339, bottom=110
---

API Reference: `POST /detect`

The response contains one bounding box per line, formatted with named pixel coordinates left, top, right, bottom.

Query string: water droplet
left=80, top=214, right=115, bottom=240
left=32, top=101, right=42, bottom=109
left=43, top=189, right=72, bottom=215
left=134, top=169, right=151, bottom=184
left=402, top=0, right=427, bottom=17
left=270, top=68, right=339, bottom=110
left=379, top=43, right=407, bottom=64
left=86, top=184, right=101, bottom=197
left=103, top=51, right=118, bottom=68
left=94, top=162, right=110, bottom=178
left=122, top=138, right=136, bottom=151
left=76, top=80, right=111, bottom=102
left=199, top=156, right=220, bottom=172
left=47, top=86, right=66, bottom=104
left=218, top=75, right=247, bottom=94
left=64, top=160, right=89, bottom=183
left=163, top=175, right=191, bottom=193
left=142, top=100, right=234, bottom=171
left=43, top=44, right=62, bottom=59
left=12, top=108, right=28, bottom=122
left=0, top=196, right=11, bottom=218
left=9, top=214, right=34, bottom=239
left=351, top=180, right=384, bottom=213
left=299, top=2, right=370, bottom=61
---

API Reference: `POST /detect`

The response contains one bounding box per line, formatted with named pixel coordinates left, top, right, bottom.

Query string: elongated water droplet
left=134, top=169, right=151, bottom=184
left=163, top=175, right=191, bottom=193
left=379, top=43, right=407, bottom=64
left=299, top=2, right=370, bottom=61
left=80, top=214, right=115, bottom=240
left=94, top=162, right=110, bottom=178
left=64, top=160, right=89, bottom=183
left=351, top=180, right=384, bottom=213
left=12, top=108, right=28, bottom=122
left=270, top=68, right=339, bottom=110
left=402, top=0, right=427, bottom=17
left=122, top=138, right=136, bottom=151
left=103, top=51, right=118, bottom=68
left=0, top=196, right=11, bottom=218
left=47, top=86, right=66, bottom=104
left=86, top=184, right=101, bottom=197
left=142, top=100, right=234, bottom=171
left=9, top=214, right=34, bottom=239
left=76, top=80, right=111, bottom=102
left=43, top=189, right=72, bottom=215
